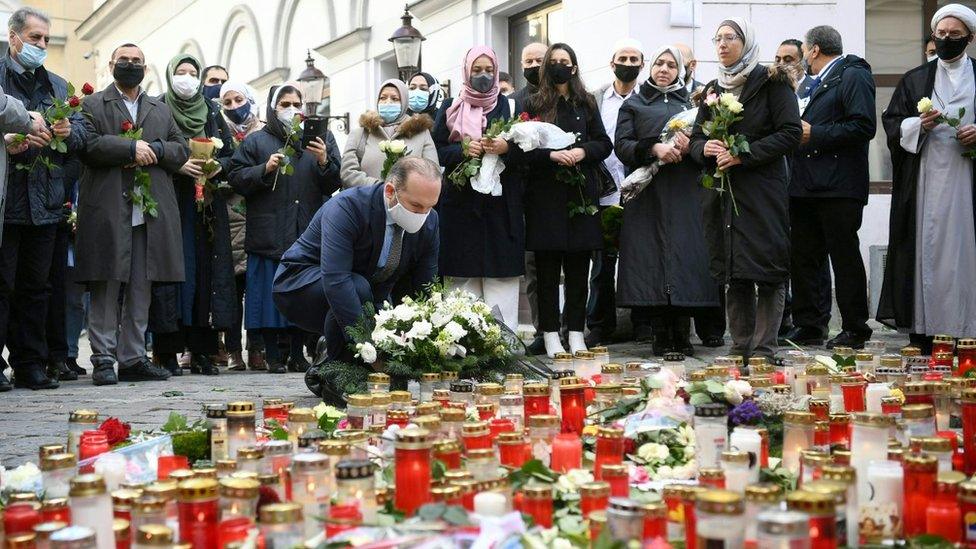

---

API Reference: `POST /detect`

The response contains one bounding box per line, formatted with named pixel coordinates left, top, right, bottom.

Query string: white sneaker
left=543, top=332, right=566, bottom=358
left=568, top=331, right=587, bottom=355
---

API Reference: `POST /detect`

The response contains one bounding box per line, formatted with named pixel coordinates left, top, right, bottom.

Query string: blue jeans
left=65, top=269, right=88, bottom=358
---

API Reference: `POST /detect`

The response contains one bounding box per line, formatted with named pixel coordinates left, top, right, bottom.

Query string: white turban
left=932, top=3, right=976, bottom=34
left=611, top=38, right=644, bottom=60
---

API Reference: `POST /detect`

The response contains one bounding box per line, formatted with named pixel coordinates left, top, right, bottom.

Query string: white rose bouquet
left=619, top=107, right=699, bottom=204
left=378, top=139, right=410, bottom=179
left=700, top=91, right=750, bottom=215
left=628, top=422, right=698, bottom=482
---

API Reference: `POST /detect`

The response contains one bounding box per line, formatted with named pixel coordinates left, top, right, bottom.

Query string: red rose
left=64, top=201, right=72, bottom=209
left=234, top=131, right=246, bottom=142
left=257, top=485, right=281, bottom=510
left=67, top=96, right=80, bottom=108
left=82, top=82, right=95, bottom=95
left=120, top=120, right=133, bottom=133
left=623, top=437, right=637, bottom=456
left=194, top=182, right=205, bottom=202
left=98, top=417, right=131, bottom=446
left=518, top=111, right=530, bottom=121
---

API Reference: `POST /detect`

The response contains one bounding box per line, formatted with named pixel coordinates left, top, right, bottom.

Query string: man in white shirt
left=585, top=38, right=643, bottom=347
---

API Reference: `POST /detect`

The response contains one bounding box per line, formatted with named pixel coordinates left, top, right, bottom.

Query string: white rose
left=652, top=464, right=673, bottom=480
left=556, top=468, right=593, bottom=494
left=389, top=139, right=407, bottom=154
left=637, top=442, right=670, bottom=464
left=727, top=100, right=744, bottom=114
left=356, top=342, right=377, bottom=363
left=443, top=321, right=467, bottom=342
left=1, top=462, right=41, bottom=493
left=378, top=140, right=390, bottom=152
left=719, top=92, right=737, bottom=108
left=210, top=136, right=224, bottom=150
left=391, top=303, right=417, bottom=322
left=727, top=379, right=753, bottom=399
left=551, top=539, right=574, bottom=549
left=724, top=385, right=743, bottom=405
left=917, top=97, right=934, bottom=114
left=405, top=320, right=432, bottom=340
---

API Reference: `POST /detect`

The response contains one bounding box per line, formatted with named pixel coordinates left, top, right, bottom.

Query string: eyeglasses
left=712, top=34, right=741, bottom=45
left=933, top=30, right=970, bottom=40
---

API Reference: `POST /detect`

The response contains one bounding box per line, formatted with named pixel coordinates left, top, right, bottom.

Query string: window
left=508, top=1, right=563, bottom=90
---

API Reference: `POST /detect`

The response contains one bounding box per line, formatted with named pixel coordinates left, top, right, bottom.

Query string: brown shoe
left=247, top=350, right=267, bottom=371
left=212, top=349, right=229, bottom=366
left=227, top=351, right=245, bottom=371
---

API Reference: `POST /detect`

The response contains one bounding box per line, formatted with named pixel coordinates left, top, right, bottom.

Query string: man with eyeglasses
left=0, top=7, right=87, bottom=391
left=879, top=3, right=976, bottom=352
left=75, top=42, right=189, bottom=386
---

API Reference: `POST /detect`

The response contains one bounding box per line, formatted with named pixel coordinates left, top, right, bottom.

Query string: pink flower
left=336, top=418, right=350, bottom=430
left=629, top=463, right=650, bottom=484
left=705, top=93, right=719, bottom=106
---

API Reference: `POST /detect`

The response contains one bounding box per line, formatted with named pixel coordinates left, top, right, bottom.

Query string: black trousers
left=789, top=197, right=871, bottom=334
left=586, top=250, right=617, bottom=334
left=535, top=250, right=590, bottom=332
left=46, top=224, right=70, bottom=362
left=693, top=289, right=727, bottom=340
left=154, top=327, right=220, bottom=355
left=0, top=224, right=57, bottom=370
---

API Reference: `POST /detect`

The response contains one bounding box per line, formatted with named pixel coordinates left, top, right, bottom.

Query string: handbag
left=595, top=162, right=617, bottom=200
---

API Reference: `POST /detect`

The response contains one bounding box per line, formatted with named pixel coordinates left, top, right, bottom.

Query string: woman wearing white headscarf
left=219, top=80, right=266, bottom=370
left=689, top=18, right=801, bottom=359
left=878, top=3, right=976, bottom=349
left=615, top=46, right=719, bottom=357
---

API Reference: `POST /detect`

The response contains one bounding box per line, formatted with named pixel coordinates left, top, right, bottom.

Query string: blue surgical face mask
left=15, top=34, right=46, bottom=70
left=378, top=102, right=402, bottom=123
left=202, top=84, right=222, bottom=101
left=408, top=89, right=429, bottom=112
left=224, top=103, right=252, bottom=125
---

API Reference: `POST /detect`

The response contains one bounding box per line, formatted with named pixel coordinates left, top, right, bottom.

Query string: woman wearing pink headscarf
left=433, top=45, right=527, bottom=332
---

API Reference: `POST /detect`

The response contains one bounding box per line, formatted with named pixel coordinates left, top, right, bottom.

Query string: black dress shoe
left=92, top=359, right=118, bottom=386
left=50, top=361, right=78, bottom=382
left=118, top=358, right=172, bottom=382
left=0, top=370, right=11, bottom=391
left=525, top=336, right=546, bottom=356
left=13, top=366, right=59, bottom=390
left=701, top=336, right=725, bottom=348
left=827, top=330, right=871, bottom=350
left=634, top=324, right=654, bottom=343
left=66, top=357, right=87, bottom=375
left=190, top=354, right=218, bottom=376
left=584, top=328, right=606, bottom=348
left=675, top=339, right=696, bottom=357
left=287, top=356, right=310, bottom=373
left=778, top=326, right=825, bottom=346
left=268, top=360, right=287, bottom=374
left=160, top=355, right=183, bottom=376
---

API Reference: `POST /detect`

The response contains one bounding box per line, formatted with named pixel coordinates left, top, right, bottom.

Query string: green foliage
left=130, top=168, right=159, bottom=218
left=759, top=464, right=796, bottom=492
left=416, top=503, right=471, bottom=526
left=557, top=165, right=598, bottom=217
left=265, top=419, right=290, bottom=441
left=507, top=459, right=559, bottom=491
left=272, top=115, right=303, bottom=188
left=447, top=116, right=519, bottom=189
left=600, top=205, right=624, bottom=253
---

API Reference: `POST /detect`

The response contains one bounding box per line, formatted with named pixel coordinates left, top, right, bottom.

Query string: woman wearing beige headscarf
left=340, top=79, right=438, bottom=188
left=689, top=17, right=801, bottom=360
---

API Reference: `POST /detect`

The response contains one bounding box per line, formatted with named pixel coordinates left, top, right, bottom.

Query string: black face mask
left=523, top=66, right=540, bottom=87
left=613, top=63, right=640, bottom=83
left=202, top=84, right=222, bottom=101
left=470, top=73, right=494, bottom=93
left=935, top=36, right=971, bottom=60
left=113, top=62, right=145, bottom=89
left=548, top=64, right=574, bottom=85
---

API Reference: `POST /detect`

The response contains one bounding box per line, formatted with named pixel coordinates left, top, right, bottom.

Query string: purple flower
left=729, top=400, right=763, bottom=426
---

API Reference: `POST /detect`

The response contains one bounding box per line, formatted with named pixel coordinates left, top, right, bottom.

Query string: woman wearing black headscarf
left=151, top=53, right=235, bottom=377
left=407, top=72, right=444, bottom=118
left=227, top=83, right=341, bottom=373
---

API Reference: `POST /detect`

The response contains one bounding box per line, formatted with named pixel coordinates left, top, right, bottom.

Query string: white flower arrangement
left=0, top=462, right=42, bottom=496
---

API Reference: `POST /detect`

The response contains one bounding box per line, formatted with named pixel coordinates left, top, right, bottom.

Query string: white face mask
left=387, top=186, right=429, bottom=234
left=276, top=106, right=302, bottom=126
left=927, top=53, right=939, bottom=62
left=171, top=73, right=200, bottom=100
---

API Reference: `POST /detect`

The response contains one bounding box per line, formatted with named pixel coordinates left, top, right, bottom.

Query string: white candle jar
left=259, top=503, right=304, bottom=549
left=606, top=497, right=645, bottom=543
left=590, top=346, right=610, bottom=368
left=235, top=446, right=266, bottom=475
left=902, top=404, right=936, bottom=438
left=504, top=373, right=524, bottom=394
left=781, top=411, right=816, bottom=475
left=286, top=408, right=318, bottom=447
left=499, top=394, right=524, bottom=431
left=131, top=524, right=172, bottom=549
left=721, top=451, right=753, bottom=492
left=850, top=413, right=895, bottom=504
left=755, top=510, right=811, bottom=549
left=69, top=474, right=115, bottom=549
left=50, top=526, right=98, bottom=549
left=226, top=401, right=256, bottom=460
left=440, top=371, right=459, bottom=391
left=420, top=373, right=440, bottom=403
left=367, top=372, right=390, bottom=394
left=601, top=364, right=623, bottom=385
left=344, top=394, right=372, bottom=430
left=334, top=459, right=377, bottom=524
left=744, top=484, right=783, bottom=546
left=860, top=460, right=903, bottom=543
left=41, top=453, right=77, bottom=499
left=218, top=477, right=259, bottom=520
left=450, top=381, right=474, bottom=405
left=695, top=490, right=745, bottom=548
left=466, top=448, right=500, bottom=482
left=290, top=453, right=332, bottom=540
left=574, top=351, right=598, bottom=379
left=67, top=410, right=99, bottom=456
left=855, top=352, right=875, bottom=374
left=369, top=393, right=390, bottom=428
left=663, top=352, right=687, bottom=378
left=694, top=404, right=729, bottom=469
left=204, top=404, right=228, bottom=461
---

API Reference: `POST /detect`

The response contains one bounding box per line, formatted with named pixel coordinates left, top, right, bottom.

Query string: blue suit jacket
left=274, top=184, right=439, bottom=330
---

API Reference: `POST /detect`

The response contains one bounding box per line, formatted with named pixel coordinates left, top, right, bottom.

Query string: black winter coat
left=0, top=56, right=87, bottom=225
left=149, top=100, right=237, bottom=333
left=433, top=95, right=526, bottom=278
left=790, top=55, right=876, bottom=203
left=227, top=127, right=341, bottom=260
left=689, top=65, right=802, bottom=284
left=523, top=95, right=613, bottom=251
left=614, top=84, right=718, bottom=308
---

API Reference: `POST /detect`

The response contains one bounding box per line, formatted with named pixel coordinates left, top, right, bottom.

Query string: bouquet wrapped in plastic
left=467, top=120, right=577, bottom=197
left=618, top=107, right=697, bottom=204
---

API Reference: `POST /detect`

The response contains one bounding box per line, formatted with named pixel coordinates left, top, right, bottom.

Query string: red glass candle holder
left=809, top=399, right=829, bottom=422
left=498, top=433, right=528, bottom=468
left=841, top=382, right=866, bottom=412
left=786, top=492, right=835, bottom=549
left=962, top=390, right=976, bottom=475
left=642, top=502, right=667, bottom=543
left=157, top=455, right=190, bottom=480
left=579, top=482, right=610, bottom=518
left=387, top=410, right=410, bottom=428
left=394, top=429, right=432, bottom=516
left=958, top=339, right=976, bottom=377
left=521, top=485, right=554, bottom=528
left=601, top=464, right=629, bottom=498
left=489, top=418, right=514, bottom=441
left=523, top=384, right=550, bottom=418
left=433, top=440, right=462, bottom=470
left=325, top=503, right=362, bottom=538
left=178, top=479, right=220, bottom=549
left=698, top=468, right=725, bottom=489
left=927, top=473, right=963, bottom=543
left=550, top=432, right=582, bottom=473
left=218, top=516, right=252, bottom=549
left=559, top=381, right=587, bottom=435
left=829, top=414, right=851, bottom=448
left=476, top=403, right=494, bottom=421
left=682, top=489, right=702, bottom=549
left=881, top=396, right=902, bottom=416
left=41, top=499, right=70, bottom=524
left=903, top=454, right=938, bottom=537
left=932, top=335, right=955, bottom=358
left=79, top=430, right=110, bottom=463
left=461, top=422, right=491, bottom=455
left=262, top=404, right=287, bottom=425
left=593, top=427, right=624, bottom=480
left=3, top=502, right=40, bottom=535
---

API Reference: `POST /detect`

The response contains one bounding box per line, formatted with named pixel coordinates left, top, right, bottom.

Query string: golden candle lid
left=902, top=403, right=934, bottom=419
left=262, top=441, right=292, bottom=458
left=920, top=436, right=953, bottom=452
left=553, top=352, right=574, bottom=362
left=852, top=412, right=896, bottom=427
left=412, top=414, right=440, bottom=430
left=263, top=398, right=283, bottom=406
left=433, top=439, right=462, bottom=454
left=467, top=448, right=495, bottom=461
left=601, top=363, right=623, bottom=374
left=521, top=483, right=553, bottom=499
left=143, top=481, right=178, bottom=501
left=786, top=490, right=835, bottom=514
left=257, top=473, right=280, bottom=487
left=388, top=390, right=412, bottom=404
left=131, top=496, right=166, bottom=514
left=625, top=361, right=644, bottom=372
left=821, top=464, right=855, bottom=483
left=68, top=409, right=98, bottom=423
left=40, top=452, right=77, bottom=471
left=216, top=459, right=237, bottom=473
left=640, top=500, right=666, bottom=518
left=439, top=407, right=466, bottom=422
left=421, top=372, right=441, bottom=382
left=34, top=521, right=68, bottom=539
left=440, top=371, right=459, bottom=382
left=226, top=401, right=256, bottom=416
left=829, top=413, right=851, bottom=424
left=831, top=449, right=851, bottom=465
left=396, top=427, right=432, bottom=449
left=589, top=510, right=608, bottom=524
left=192, top=467, right=217, bottom=479
left=809, top=398, right=829, bottom=409
left=369, top=393, right=391, bottom=406
left=260, top=502, right=304, bottom=524
left=596, top=426, right=624, bottom=439
left=590, top=346, right=609, bottom=355
left=814, top=421, right=829, bottom=433
left=959, top=338, right=976, bottom=349
left=783, top=410, right=816, bottom=424
left=39, top=444, right=67, bottom=458
left=177, top=478, right=218, bottom=502
left=345, top=394, right=373, bottom=406
left=367, top=372, right=390, bottom=383
left=335, top=459, right=376, bottom=481
left=721, top=451, right=750, bottom=464
left=527, top=415, right=559, bottom=429
left=744, top=483, right=783, bottom=503
left=6, top=533, right=37, bottom=549
left=444, top=469, right=473, bottom=482
left=806, top=364, right=829, bottom=376
left=313, top=440, right=348, bottom=458
left=960, top=480, right=976, bottom=500
left=167, top=469, right=196, bottom=483
left=477, top=382, right=504, bottom=396
left=236, top=445, right=266, bottom=461
left=594, top=383, right=623, bottom=396
left=475, top=403, right=494, bottom=415
left=879, top=355, right=903, bottom=367
left=903, top=381, right=931, bottom=395
left=937, top=470, right=966, bottom=490
left=600, top=464, right=628, bottom=478
left=900, top=346, right=921, bottom=357
left=415, top=402, right=440, bottom=416
left=748, top=356, right=768, bottom=367
left=749, top=376, right=774, bottom=388
left=933, top=334, right=954, bottom=343
left=134, top=525, right=172, bottom=546
left=802, top=480, right=847, bottom=504
left=558, top=377, right=585, bottom=390
left=111, top=488, right=142, bottom=507
left=698, top=467, right=725, bottom=480
left=430, top=484, right=461, bottom=501
left=574, top=351, right=595, bottom=359
left=218, top=477, right=260, bottom=499
left=579, top=481, right=611, bottom=497
left=287, top=407, right=316, bottom=423
left=8, top=493, right=38, bottom=504
left=771, top=384, right=793, bottom=394
left=689, top=371, right=707, bottom=382
left=903, top=453, right=938, bottom=471
left=291, top=452, right=329, bottom=471
left=855, top=352, right=874, bottom=361
left=113, top=519, right=130, bottom=539
left=695, top=489, right=743, bottom=515
left=523, top=383, right=550, bottom=396
left=69, top=473, right=107, bottom=497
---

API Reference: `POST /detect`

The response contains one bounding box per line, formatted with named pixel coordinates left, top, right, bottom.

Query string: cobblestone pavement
left=0, top=329, right=909, bottom=467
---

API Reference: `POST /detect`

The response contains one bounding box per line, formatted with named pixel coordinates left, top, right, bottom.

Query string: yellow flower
left=582, top=425, right=599, bottom=437
left=889, top=387, right=905, bottom=405
left=667, top=118, right=688, bottom=131
left=917, top=97, right=934, bottom=114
